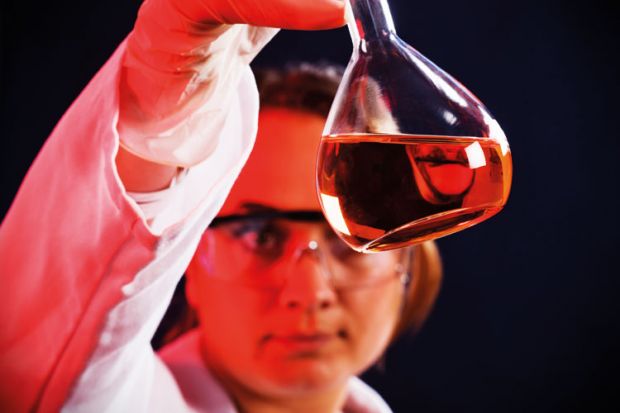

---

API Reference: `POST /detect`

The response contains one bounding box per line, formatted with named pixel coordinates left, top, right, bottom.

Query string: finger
left=195, top=0, right=347, bottom=30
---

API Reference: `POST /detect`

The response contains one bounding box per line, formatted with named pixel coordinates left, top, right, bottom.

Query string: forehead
left=220, top=108, right=326, bottom=215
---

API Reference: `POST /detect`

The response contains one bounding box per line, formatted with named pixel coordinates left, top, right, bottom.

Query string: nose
left=278, top=241, right=337, bottom=311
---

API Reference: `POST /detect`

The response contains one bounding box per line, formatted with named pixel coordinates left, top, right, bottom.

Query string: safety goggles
left=199, top=206, right=412, bottom=290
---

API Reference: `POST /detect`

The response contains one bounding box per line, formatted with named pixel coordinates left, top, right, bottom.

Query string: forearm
left=117, top=0, right=277, bottom=173
left=114, top=0, right=277, bottom=191
left=115, top=146, right=180, bottom=193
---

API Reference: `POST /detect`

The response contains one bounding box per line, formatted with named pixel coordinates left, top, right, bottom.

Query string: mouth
left=265, top=329, right=348, bottom=354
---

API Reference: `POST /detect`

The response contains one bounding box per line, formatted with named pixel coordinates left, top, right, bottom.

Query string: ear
left=394, top=240, right=443, bottom=337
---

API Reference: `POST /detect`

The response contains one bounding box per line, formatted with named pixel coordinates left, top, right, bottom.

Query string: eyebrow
left=210, top=202, right=325, bottom=227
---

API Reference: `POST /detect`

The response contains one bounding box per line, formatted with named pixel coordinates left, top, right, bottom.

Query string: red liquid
left=317, top=134, right=512, bottom=252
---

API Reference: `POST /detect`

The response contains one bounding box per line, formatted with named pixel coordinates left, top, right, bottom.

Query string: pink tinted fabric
left=0, top=38, right=258, bottom=412
left=0, top=40, right=154, bottom=412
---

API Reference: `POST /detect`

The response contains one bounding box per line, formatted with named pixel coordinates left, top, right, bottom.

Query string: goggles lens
left=202, top=209, right=410, bottom=289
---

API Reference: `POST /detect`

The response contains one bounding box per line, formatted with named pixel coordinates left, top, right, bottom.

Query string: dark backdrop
left=1, top=1, right=618, bottom=412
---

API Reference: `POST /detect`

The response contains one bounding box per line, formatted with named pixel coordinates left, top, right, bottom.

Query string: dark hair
left=254, top=62, right=344, bottom=118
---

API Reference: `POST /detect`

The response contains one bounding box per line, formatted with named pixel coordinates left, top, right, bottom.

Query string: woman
left=0, top=1, right=440, bottom=412
left=159, top=67, right=443, bottom=412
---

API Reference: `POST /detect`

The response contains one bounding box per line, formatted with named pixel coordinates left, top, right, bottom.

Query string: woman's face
left=186, top=108, right=406, bottom=398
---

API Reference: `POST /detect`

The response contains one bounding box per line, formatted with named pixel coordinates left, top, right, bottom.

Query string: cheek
left=188, top=249, right=285, bottom=376
left=343, top=282, right=403, bottom=370
left=193, top=280, right=272, bottom=362
left=191, top=251, right=269, bottom=338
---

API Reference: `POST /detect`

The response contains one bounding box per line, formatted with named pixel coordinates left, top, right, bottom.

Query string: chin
left=259, top=357, right=352, bottom=396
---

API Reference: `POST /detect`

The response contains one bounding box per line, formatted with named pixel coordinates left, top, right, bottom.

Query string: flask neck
left=346, top=0, right=396, bottom=46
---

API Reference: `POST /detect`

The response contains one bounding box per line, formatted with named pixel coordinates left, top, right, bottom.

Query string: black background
left=1, top=1, right=619, bottom=412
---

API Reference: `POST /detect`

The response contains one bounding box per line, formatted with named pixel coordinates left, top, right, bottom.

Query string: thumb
left=186, top=0, right=347, bottom=30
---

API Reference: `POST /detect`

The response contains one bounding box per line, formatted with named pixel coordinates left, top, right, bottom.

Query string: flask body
left=318, top=2, right=511, bottom=252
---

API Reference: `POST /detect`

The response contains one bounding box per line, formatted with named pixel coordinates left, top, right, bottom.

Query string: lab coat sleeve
left=0, top=37, right=259, bottom=413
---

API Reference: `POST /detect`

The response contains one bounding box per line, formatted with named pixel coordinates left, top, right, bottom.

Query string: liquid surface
left=317, top=134, right=512, bottom=252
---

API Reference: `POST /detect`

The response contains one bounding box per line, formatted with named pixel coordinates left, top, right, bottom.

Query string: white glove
left=118, top=0, right=346, bottom=166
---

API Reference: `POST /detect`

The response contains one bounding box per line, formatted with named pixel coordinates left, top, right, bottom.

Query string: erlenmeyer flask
left=317, top=0, right=512, bottom=252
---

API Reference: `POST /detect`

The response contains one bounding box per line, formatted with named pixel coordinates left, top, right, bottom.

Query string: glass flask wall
left=317, top=0, right=512, bottom=252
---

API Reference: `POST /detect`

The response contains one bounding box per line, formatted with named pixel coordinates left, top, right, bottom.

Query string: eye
left=231, top=220, right=287, bottom=260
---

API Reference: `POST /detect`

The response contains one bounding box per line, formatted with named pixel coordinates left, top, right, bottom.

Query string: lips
left=267, top=330, right=346, bottom=353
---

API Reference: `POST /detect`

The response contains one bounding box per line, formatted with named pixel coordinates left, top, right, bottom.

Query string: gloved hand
left=118, top=0, right=346, bottom=167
